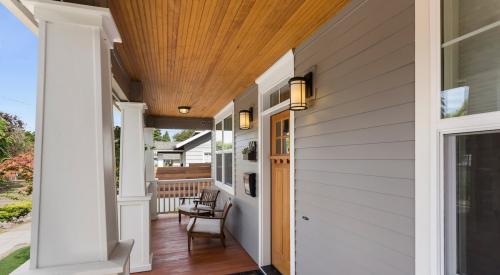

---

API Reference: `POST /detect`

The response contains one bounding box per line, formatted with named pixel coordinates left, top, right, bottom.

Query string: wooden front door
left=271, top=110, right=290, bottom=275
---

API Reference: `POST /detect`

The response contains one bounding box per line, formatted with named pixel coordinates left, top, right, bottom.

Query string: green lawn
left=0, top=246, right=30, bottom=275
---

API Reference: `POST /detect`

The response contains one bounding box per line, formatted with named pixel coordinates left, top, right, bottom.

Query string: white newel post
left=16, top=1, right=133, bottom=274
left=144, top=127, right=158, bottom=220
left=117, top=103, right=153, bottom=273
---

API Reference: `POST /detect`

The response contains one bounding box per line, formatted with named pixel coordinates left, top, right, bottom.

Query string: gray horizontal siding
left=293, top=0, right=415, bottom=274
left=216, top=85, right=259, bottom=262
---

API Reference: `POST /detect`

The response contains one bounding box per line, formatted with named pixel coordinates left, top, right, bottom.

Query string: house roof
left=154, top=141, right=179, bottom=151
left=175, top=131, right=211, bottom=149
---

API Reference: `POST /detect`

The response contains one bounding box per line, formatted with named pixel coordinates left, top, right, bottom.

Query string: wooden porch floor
left=139, top=214, right=258, bottom=275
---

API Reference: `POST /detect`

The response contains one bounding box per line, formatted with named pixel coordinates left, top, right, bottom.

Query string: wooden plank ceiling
left=109, top=0, right=349, bottom=118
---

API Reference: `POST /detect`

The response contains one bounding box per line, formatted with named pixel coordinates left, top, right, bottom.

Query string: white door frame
left=256, top=50, right=296, bottom=274
left=415, top=1, right=500, bottom=273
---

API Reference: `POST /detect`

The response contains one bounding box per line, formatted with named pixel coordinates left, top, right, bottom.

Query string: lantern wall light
left=178, top=106, right=191, bottom=114
left=289, top=71, right=313, bottom=111
left=239, top=107, right=253, bottom=130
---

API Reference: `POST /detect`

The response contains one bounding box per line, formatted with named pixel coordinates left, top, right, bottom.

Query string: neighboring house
left=153, top=131, right=211, bottom=167
left=153, top=141, right=181, bottom=167
left=174, top=130, right=211, bottom=166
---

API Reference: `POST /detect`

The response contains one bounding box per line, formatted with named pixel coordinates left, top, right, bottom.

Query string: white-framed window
left=214, top=102, right=234, bottom=194
left=439, top=1, right=500, bottom=275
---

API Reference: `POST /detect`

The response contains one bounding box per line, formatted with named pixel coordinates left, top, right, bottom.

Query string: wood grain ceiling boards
left=109, top=0, right=349, bottom=118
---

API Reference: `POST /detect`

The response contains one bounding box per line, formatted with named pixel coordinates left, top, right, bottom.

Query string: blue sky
left=0, top=4, right=37, bottom=131
left=1, top=5, right=124, bottom=130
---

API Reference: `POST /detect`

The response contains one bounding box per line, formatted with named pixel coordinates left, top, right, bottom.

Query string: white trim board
left=256, top=50, right=295, bottom=275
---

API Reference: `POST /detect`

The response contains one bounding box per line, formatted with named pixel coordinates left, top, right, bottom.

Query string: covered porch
left=145, top=214, right=257, bottom=275
left=7, top=0, right=500, bottom=274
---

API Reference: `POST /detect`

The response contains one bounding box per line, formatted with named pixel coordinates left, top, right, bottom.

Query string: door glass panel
left=275, top=121, right=282, bottom=137
left=445, top=132, right=500, bottom=274
left=275, top=139, right=281, bottom=155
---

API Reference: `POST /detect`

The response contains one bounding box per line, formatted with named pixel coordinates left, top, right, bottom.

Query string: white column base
left=130, top=253, right=153, bottom=273
left=147, top=182, right=158, bottom=221
left=12, top=240, right=134, bottom=275
left=118, top=195, right=152, bottom=273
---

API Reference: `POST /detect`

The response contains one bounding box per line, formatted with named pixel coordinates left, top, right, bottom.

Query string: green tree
left=162, top=131, right=171, bottom=142
left=153, top=129, right=171, bottom=142
left=0, top=118, right=12, bottom=161
left=173, top=129, right=195, bottom=142
left=153, top=129, right=162, bottom=141
left=0, top=112, right=32, bottom=156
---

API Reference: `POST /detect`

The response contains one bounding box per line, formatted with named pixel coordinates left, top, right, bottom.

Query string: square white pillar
left=19, top=0, right=132, bottom=274
left=117, top=102, right=152, bottom=273
left=144, top=127, right=158, bottom=220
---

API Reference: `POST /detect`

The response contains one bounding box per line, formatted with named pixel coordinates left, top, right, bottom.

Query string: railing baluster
left=153, top=178, right=213, bottom=214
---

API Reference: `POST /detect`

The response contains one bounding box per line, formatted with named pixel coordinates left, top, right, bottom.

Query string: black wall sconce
left=289, top=71, right=313, bottom=111
left=239, top=107, right=253, bottom=130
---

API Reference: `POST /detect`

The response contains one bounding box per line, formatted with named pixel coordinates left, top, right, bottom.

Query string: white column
left=18, top=1, right=132, bottom=274
left=117, top=103, right=152, bottom=273
left=144, top=127, right=158, bottom=220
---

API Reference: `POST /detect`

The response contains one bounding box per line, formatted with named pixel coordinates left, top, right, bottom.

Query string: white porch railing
left=152, top=178, right=214, bottom=214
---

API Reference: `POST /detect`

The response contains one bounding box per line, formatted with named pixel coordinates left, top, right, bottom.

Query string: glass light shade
left=178, top=106, right=191, bottom=114
left=239, top=110, right=251, bottom=130
left=289, top=77, right=307, bottom=110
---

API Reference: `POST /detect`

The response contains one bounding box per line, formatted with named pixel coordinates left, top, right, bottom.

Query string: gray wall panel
left=216, top=85, right=259, bottom=262
left=293, top=0, right=415, bottom=274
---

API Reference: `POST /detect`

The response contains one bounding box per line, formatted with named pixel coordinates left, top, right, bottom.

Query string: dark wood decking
left=140, top=214, right=258, bottom=275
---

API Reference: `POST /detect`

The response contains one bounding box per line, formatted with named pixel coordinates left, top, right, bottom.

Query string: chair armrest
left=190, top=215, right=223, bottom=220
left=197, top=199, right=217, bottom=205
left=179, top=196, right=200, bottom=204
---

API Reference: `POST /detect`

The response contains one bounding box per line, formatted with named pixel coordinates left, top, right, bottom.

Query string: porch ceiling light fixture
left=239, top=107, right=253, bottom=130
left=178, top=106, right=191, bottom=114
left=289, top=72, right=313, bottom=111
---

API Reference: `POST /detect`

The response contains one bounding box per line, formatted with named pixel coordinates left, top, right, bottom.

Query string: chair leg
left=220, top=236, right=226, bottom=248
left=188, top=234, right=191, bottom=252
left=178, top=212, right=181, bottom=224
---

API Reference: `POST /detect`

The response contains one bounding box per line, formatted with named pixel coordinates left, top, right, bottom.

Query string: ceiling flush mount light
left=178, top=106, right=191, bottom=114
left=289, top=72, right=313, bottom=111
left=239, top=107, right=253, bottom=130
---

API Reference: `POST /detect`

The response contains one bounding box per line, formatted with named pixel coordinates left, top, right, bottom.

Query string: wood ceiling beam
left=145, top=116, right=213, bottom=130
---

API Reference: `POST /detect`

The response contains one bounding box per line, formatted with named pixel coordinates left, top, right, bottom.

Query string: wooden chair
left=186, top=198, right=232, bottom=251
left=178, top=189, right=220, bottom=223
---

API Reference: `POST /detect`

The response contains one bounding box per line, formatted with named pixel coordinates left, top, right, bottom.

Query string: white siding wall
left=185, top=140, right=211, bottom=166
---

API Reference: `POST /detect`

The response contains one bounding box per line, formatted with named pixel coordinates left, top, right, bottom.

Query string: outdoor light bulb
left=289, top=77, right=307, bottom=111
left=239, top=110, right=251, bottom=130
left=178, top=106, right=191, bottom=114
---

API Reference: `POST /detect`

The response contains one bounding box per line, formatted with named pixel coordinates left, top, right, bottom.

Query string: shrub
left=0, top=201, right=32, bottom=222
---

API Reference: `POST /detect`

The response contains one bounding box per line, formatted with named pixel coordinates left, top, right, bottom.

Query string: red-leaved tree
left=0, top=150, right=34, bottom=182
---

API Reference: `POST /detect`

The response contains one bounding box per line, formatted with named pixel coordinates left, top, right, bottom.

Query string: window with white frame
left=441, top=0, right=500, bottom=118
left=441, top=1, right=500, bottom=274
left=214, top=106, right=233, bottom=192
